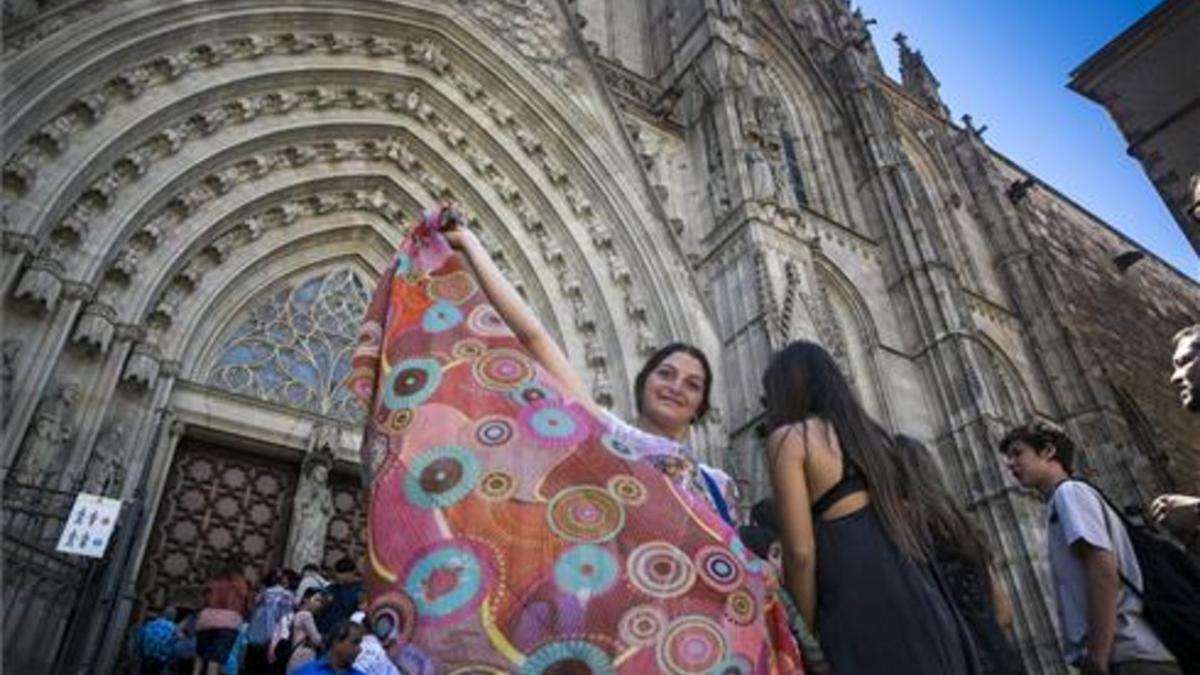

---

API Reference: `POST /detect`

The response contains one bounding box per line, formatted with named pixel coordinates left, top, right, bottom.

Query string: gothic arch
left=812, top=255, right=892, bottom=426
left=895, top=127, right=977, bottom=282
left=2, top=0, right=720, bottom=465
left=895, top=122, right=1007, bottom=300
left=973, top=332, right=1034, bottom=424
left=755, top=32, right=866, bottom=230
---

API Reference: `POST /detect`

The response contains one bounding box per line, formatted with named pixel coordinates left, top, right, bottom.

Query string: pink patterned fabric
left=347, top=208, right=803, bottom=674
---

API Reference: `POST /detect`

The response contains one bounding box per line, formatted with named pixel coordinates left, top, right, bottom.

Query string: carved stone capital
left=72, top=302, right=117, bottom=354
left=122, top=342, right=162, bottom=390
left=12, top=256, right=65, bottom=312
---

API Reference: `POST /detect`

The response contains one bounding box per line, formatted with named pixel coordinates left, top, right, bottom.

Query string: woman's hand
left=441, top=225, right=477, bottom=252
left=436, top=207, right=478, bottom=252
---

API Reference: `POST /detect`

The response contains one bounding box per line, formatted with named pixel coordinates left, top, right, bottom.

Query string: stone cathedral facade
left=2, top=0, right=1197, bottom=672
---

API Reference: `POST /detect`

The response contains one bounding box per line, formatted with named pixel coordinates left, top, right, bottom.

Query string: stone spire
left=894, top=33, right=947, bottom=115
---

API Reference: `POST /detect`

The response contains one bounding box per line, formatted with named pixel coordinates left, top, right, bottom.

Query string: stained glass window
left=208, top=269, right=371, bottom=422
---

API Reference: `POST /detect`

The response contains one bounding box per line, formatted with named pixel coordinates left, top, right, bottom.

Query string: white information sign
left=55, top=492, right=122, bottom=558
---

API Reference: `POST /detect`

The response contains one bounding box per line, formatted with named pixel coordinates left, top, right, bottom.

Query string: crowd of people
left=129, top=557, right=386, bottom=675
left=133, top=207, right=1200, bottom=675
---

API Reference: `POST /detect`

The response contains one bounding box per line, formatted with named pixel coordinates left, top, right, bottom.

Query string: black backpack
left=1075, top=480, right=1200, bottom=674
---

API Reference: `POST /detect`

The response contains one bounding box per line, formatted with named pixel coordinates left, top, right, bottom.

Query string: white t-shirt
left=1047, top=481, right=1174, bottom=665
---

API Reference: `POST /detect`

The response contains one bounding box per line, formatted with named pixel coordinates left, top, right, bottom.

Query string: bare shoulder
left=767, top=418, right=833, bottom=460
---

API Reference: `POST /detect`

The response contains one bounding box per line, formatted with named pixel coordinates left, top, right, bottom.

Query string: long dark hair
left=634, top=342, right=713, bottom=422
left=761, top=340, right=927, bottom=560
left=894, top=434, right=991, bottom=569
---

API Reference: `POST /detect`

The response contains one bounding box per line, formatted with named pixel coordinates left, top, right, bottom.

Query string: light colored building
left=2, top=1, right=1197, bottom=672
left=1070, top=0, right=1200, bottom=255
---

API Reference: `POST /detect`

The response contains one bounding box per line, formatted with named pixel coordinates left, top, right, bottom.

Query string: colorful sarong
left=347, top=208, right=803, bottom=674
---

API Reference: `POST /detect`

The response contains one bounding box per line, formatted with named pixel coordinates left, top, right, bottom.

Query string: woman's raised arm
left=443, top=224, right=595, bottom=411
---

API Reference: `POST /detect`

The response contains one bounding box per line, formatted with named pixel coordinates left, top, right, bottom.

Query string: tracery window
left=208, top=269, right=370, bottom=422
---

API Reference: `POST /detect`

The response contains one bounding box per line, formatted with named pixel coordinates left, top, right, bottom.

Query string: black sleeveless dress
left=934, top=538, right=1024, bottom=675
left=812, top=467, right=979, bottom=674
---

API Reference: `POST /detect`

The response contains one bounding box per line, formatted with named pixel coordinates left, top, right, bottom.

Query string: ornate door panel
left=138, top=439, right=297, bottom=611
left=323, top=472, right=366, bottom=569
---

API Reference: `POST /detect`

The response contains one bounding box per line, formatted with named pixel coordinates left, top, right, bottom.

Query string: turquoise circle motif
left=383, top=358, right=442, bottom=410
left=530, top=407, right=577, bottom=439
left=404, top=544, right=485, bottom=620
left=518, top=640, right=615, bottom=675
left=554, top=544, right=619, bottom=597
left=405, top=446, right=480, bottom=509
left=421, top=300, right=463, bottom=333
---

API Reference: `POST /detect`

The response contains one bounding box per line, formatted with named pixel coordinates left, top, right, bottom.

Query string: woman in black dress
left=894, top=434, right=1024, bottom=675
left=762, top=340, right=978, bottom=674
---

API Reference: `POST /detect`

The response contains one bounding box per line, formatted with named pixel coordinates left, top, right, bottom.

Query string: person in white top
left=1001, top=420, right=1178, bottom=675
left=348, top=612, right=399, bottom=675
left=293, top=564, right=328, bottom=608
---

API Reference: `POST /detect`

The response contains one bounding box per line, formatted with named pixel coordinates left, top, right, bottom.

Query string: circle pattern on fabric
left=473, top=349, right=533, bottom=391
left=403, top=543, right=488, bottom=622
left=617, top=604, right=667, bottom=647
left=600, top=432, right=638, bottom=460
left=695, top=545, right=743, bottom=592
left=477, top=470, right=516, bottom=501
left=422, top=299, right=464, bottom=333
left=547, top=486, right=625, bottom=543
left=606, top=475, right=647, bottom=506
left=518, top=640, right=616, bottom=675
left=467, top=304, right=513, bottom=337
left=627, top=541, right=695, bottom=598
left=518, top=402, right=590, bottom=449
left=554, top=544, right=619, bottom=597
left=452, top=338, right=487, bottom=361
left=712, top=654, right=753, bottom=675
left=657, top=616, right=727, bottom=674
left=474, top=416, right=515, bottom=448
left=427, top=271, right=477, bottom=304
left=369, top=591, right=417, bottom=646
left=383, top=358, right=442, bottom=410
left=724, top=588, right=757, bottom=626
left=405, top=446, right=480, bottom=509
left=509, top=381, right=557, bottom=407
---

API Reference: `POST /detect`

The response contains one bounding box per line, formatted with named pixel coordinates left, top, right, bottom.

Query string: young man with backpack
left=1000, top=420, right=1180, bottom=674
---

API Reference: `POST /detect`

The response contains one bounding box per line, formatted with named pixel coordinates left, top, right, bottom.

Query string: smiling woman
left=346, top=208, right=803, bottom=672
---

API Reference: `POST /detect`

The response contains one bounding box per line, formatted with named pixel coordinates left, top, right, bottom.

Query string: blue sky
left=857, top=0, right=1198, bottom=281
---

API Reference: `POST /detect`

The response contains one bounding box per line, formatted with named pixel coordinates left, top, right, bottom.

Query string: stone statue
left=284, top=437, right=335, bottom=569
left=747, top=144, right=777, bottom=201
left=81, top=423, right=126, bottom=496
left=13, top=382, right=80, bottom=485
